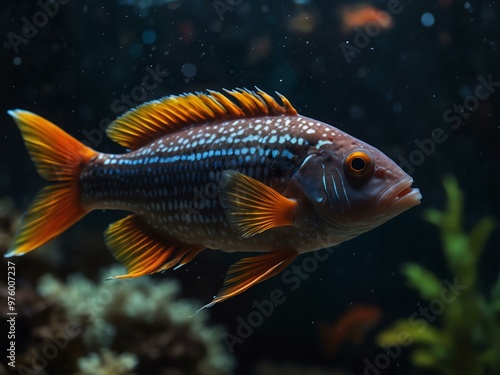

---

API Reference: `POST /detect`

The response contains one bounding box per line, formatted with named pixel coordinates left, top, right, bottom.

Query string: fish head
left=292, top=138, right=421, bottom=238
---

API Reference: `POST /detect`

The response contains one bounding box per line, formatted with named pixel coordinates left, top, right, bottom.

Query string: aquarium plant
left=376, top=175, right=498, bottom=375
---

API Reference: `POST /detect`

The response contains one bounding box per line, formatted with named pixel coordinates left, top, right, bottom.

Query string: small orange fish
left=338, top=4, right=393, bottom=35
left=5, top=89, right=420, bottom=310
left=319, top=305, right=383, bottom=358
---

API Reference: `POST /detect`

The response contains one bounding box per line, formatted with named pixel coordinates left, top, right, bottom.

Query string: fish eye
left=344, top=151, right=373, bottom=177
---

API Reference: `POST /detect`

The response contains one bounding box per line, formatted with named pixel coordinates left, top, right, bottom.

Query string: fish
left=318, top=305, right=383, bottom=358
left=5, top=88, right=421, bottom=310
left=337, top=4, right=394, bottom=35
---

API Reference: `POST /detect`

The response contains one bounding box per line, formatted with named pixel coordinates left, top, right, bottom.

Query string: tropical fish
left=337, top=4, right=394, bottom=35
left=5, top=88, right=421, bottom=310
left=318, top=305, right=383, bottom=358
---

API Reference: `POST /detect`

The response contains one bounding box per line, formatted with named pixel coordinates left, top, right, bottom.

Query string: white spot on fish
left=316, top=139, right=333, bottom=149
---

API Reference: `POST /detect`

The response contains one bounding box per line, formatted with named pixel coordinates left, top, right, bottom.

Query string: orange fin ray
left=219, top=170, right=298, bottom=238
left=5, top=110, right=96, bottom=257
left=197, top=250, right=298, bottom=312
left=8, top=110, right=96, bottom=182
left=104, top=215, right=204, bottom=279
left=5, top=185, right=88, bottom=257
left=106, top=88, right=298, bottom=150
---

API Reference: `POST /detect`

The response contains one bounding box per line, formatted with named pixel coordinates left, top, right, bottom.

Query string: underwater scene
left=1, top=1, right=499, bottom=374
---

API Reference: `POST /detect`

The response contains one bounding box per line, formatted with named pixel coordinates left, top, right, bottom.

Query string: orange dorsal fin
left=219, top=170, right=298, bottom=238
left=104, top=215, right=205, bottom=279
left=106, top=88, right=298, bottom=150
left=197, top=250, right=298, bottom=312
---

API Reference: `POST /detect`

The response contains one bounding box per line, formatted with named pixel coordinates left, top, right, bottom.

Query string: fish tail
left=5, top=110, right=97, bottom=257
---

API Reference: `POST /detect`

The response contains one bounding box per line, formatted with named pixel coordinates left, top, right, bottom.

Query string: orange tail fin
left=5, top=110, right=97, bottom=257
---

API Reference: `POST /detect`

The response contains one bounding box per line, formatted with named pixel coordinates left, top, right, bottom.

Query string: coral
left=253, top=361, right=348, bottom=375
left=0, top=279, right=88, bottom=375
left=76, top=349, right=138, bottom=375
left=376, top=176, right=498, bottom=375
left=38, top=265, right=235, bottom=375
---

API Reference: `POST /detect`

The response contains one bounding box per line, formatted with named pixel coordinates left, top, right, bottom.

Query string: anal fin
left=104, top=215, right=204, bottom=279
left=198, top=250, right=298, bottom=312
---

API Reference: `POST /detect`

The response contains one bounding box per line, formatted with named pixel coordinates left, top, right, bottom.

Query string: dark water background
left=0, top=1, right=499, bottom=374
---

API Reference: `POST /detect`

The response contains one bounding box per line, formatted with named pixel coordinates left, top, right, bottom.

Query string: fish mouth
left=382, top=178, right=422, bottom=209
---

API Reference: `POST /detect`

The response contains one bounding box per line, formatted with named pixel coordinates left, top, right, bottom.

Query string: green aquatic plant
left=376, top=175, right=498, bottom=375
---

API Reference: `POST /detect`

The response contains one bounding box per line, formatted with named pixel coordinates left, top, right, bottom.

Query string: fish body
left=81, top=114, right=397, bottom=253
left=319, top=305, right=383, bottom=358
left=338, top=4, right=394, bottom=35
left=6, top=89, right=421, bottom=309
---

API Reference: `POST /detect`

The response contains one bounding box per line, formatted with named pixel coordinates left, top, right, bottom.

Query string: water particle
left=181, top=62, right=197, bottom=78
left=392, top=102, right=402, bottom=113
left=128, top=43, right=144, bottom=58
left=142, top=29, right=157, bottom=44
left=421, top=12, right=435, bottom=27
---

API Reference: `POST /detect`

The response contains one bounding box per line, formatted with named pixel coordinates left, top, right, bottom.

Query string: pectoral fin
left=197, top=250, right=298, bottom=312
left=219, top=170, right=298, bottom=238
left=104, top=215, right=204, bottom=279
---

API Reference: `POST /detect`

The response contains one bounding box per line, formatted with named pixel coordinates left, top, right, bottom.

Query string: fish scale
left=6, top=88, right=420, bottom=309
left=80, top=115, right=324, bottom=251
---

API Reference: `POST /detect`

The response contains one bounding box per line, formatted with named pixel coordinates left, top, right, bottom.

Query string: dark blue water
left=1, top=1, right=499, bottom=375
